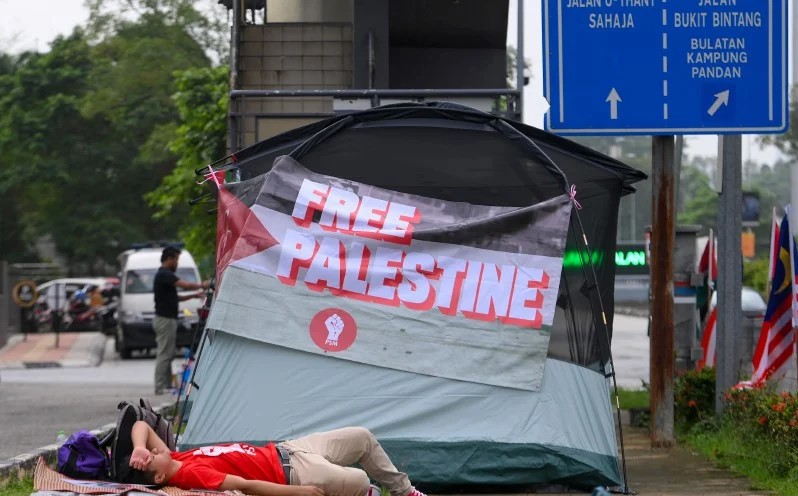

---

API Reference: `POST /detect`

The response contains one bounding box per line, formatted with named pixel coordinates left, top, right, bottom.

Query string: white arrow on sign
left=707, top=90, right=730, bottom=116
left=606, top=88, right=622, bottom=120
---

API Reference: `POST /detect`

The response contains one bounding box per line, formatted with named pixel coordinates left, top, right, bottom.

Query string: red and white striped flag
left=751, top=213, right=796, bottom=385
left=698, top=231, right=717, bottom=368
left=699, top=306, right=717, bottom=368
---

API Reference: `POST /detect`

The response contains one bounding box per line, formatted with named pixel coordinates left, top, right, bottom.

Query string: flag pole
left=768, top=207, right=778, bottom=293
left=708, top=228, right=714, bottom=304
left=790, top=206, right=798, bottom=390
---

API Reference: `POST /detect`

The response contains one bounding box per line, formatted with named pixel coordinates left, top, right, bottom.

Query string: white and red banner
left=208, top=157, right=572, bottom=391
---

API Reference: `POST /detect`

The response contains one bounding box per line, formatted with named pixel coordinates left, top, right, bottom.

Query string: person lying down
left=127, top=421, right=429, bottom=496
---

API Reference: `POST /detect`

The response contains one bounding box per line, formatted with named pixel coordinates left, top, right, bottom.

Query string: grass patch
left=685, top=422, right=798, bottom=496
left=1, top=478, right=34, bottom=496
left=615, top=387, right=649, bottom=410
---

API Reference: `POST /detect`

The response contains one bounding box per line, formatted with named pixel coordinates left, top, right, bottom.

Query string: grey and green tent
left=180, top=103, right=646, bottom=490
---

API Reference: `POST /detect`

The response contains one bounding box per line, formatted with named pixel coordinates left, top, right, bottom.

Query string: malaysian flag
left=751, top=213, right=796, bottom=385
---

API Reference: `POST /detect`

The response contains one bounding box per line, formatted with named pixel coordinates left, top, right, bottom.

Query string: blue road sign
left=543, top=0, right=788, bottom=135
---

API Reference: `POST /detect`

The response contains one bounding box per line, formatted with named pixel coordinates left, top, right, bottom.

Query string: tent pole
left=509, top=128, right=631, bottom=493
left=571, top=209, right=631, bottom=494
left=175, top=324, right=213, bottom=446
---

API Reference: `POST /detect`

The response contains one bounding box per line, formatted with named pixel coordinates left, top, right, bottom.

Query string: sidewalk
left=0, top=331, right=106, bottom=369
left=621, top=426, right=767, bottom=495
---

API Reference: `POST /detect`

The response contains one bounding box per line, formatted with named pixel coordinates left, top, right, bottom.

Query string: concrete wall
left=237, top=23, right=353, bottom=147
left=266, top=0, right=353, bottom=23
left=389, top=47, right=506, bottom=89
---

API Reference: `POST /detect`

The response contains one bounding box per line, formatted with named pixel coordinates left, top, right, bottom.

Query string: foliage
left=674, top=367, right=716, bottom=433
left=616, top=386, right=650, bottom=410
left=0, top=4, right=218, bottom=272
left=683, top=387, right=798, bottom=494
left=84, top=0, right=229, bottom=64
left=724, top=387, right=798, bottom=473
left=146, top=66, right=229, bottom=275
left=1, top=477, right=34, bottom=496
left=687, top=419, right=798, bottom=495
left=744, top=257, right=771, bottom=296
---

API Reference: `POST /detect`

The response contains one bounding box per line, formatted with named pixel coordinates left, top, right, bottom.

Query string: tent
left=180, top=103, right=647, bottom=489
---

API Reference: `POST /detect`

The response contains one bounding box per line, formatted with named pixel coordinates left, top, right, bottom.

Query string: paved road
left=0, top=338, right=186, bottom=460
left=611, top=314, right=650, bottom=390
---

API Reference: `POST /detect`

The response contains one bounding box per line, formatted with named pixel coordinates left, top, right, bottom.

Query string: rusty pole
left=650, top=135, right=675, bottom=447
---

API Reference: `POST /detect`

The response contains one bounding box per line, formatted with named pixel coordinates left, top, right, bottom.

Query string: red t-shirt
left=168, top=443, right=286, bottom=490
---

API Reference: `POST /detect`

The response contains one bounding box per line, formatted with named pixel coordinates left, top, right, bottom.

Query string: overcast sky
left=0, top=0, right=786, bottom=165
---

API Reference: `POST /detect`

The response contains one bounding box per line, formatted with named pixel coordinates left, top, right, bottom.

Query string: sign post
left=12, top=280, right=38, bottom=343
left=543, top=0, right=789, bottom=445
left=544, top=1, right=788, bottom=135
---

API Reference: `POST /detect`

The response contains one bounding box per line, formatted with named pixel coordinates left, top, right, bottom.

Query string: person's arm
left=129, top=421, right=170, bottom=470
left=219, top=475, right=325, bottom=496
left=179, top=291, right=204, bottom=301
left=175, top=279, right=209, bottom=291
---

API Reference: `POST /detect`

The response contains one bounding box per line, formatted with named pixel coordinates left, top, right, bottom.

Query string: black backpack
left=108, top=398, right=176, bottom=483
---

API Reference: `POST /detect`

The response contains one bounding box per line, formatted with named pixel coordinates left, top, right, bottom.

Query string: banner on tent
left=210, top=157, right=572, bottom=391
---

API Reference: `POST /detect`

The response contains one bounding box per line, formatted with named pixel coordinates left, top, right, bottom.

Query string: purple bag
left=57, top=430, right=110, bottom=480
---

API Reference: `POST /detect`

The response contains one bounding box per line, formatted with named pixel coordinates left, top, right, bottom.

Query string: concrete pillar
left=266, top=0, right=353, bottom=23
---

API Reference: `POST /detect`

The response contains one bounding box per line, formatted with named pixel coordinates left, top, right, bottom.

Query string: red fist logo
left=310, top=308, right=357, bottom=352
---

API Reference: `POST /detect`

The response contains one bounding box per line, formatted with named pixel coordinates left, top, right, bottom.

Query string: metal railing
left=228, top=88, right=522, bottom=152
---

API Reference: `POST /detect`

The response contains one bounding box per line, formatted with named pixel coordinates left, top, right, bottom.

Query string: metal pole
left=674, top=135, right=684, bottom=214
left=715, top=135, right=743, bottom=415
left=228, top=0, right=242, bottom=154
left=650, top=135, right=675, bottom=447
left=54, top=285, right=60, bottom=349
left=516, top=0, right=525, bottom=120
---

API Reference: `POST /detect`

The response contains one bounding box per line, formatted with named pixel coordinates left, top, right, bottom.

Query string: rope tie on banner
left=197, top=165, right=223, bottom=187
left=569, top=184, right=582, bottom=210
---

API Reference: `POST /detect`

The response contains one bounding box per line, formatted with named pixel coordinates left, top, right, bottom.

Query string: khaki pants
left=280, top=427, right=413, bottom=496
left=152, top=316, right=177, bottom=393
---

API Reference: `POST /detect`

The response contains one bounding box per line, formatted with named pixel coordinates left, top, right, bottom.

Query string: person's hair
left=120, top=456, right=160, bottom=486
left=161, top=246, right=181, bottom=263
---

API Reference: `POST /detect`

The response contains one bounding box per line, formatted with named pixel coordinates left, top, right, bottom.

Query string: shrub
left=725, top=386, right=798, bottom=474
left=674, top=367, right=715, bottom=432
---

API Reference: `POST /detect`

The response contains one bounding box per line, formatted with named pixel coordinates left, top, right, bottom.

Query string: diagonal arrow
left=606, top=88, right=621, bottom=120
left=707, top=90, right=730, bottom=116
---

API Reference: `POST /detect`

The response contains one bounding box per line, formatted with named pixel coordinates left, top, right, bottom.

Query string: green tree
left=0, top=34, right=115, bottom=269
left=0, top=10, right=212, bottom=272
left=84, top=0, right=229, bottom=64
left=146, top=66, right=229, bottom=274
left=677, top=164, right=717, bottom=231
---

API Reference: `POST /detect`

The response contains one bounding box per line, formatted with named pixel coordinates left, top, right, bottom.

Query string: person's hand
left=129, top=447, right=152, bottom=471
left=201, top=280, right=210, bottom=290
left=295, top=486, right=325, bottom=496
left=194, top=291, right=205, bottom=299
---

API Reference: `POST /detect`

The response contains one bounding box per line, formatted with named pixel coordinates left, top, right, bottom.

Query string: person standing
left=153, top=246, right=208, bottom=395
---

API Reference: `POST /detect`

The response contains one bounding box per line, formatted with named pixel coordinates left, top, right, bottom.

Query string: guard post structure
left=673, top=226, right=701, bottom=372
left=644, top=226, right=703, bottom=371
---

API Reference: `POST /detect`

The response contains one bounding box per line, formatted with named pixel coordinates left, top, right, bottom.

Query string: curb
left=615, top=306, right=649, bottom=318
left=0, top=401, right=174, bottom=483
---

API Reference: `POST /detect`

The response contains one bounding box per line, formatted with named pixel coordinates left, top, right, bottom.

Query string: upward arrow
left=707, top=90, right=730, bottom=116
left=606, top=88, right=622, bottom=120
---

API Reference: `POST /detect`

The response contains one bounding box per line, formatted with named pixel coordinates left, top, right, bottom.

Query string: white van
left=115, top=246, right=202, bottom=359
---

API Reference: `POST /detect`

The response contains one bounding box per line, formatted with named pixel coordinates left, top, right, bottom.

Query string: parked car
left=115, top=246, right=202, bottom=359
left=709, top=286, right=767, bottom=318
